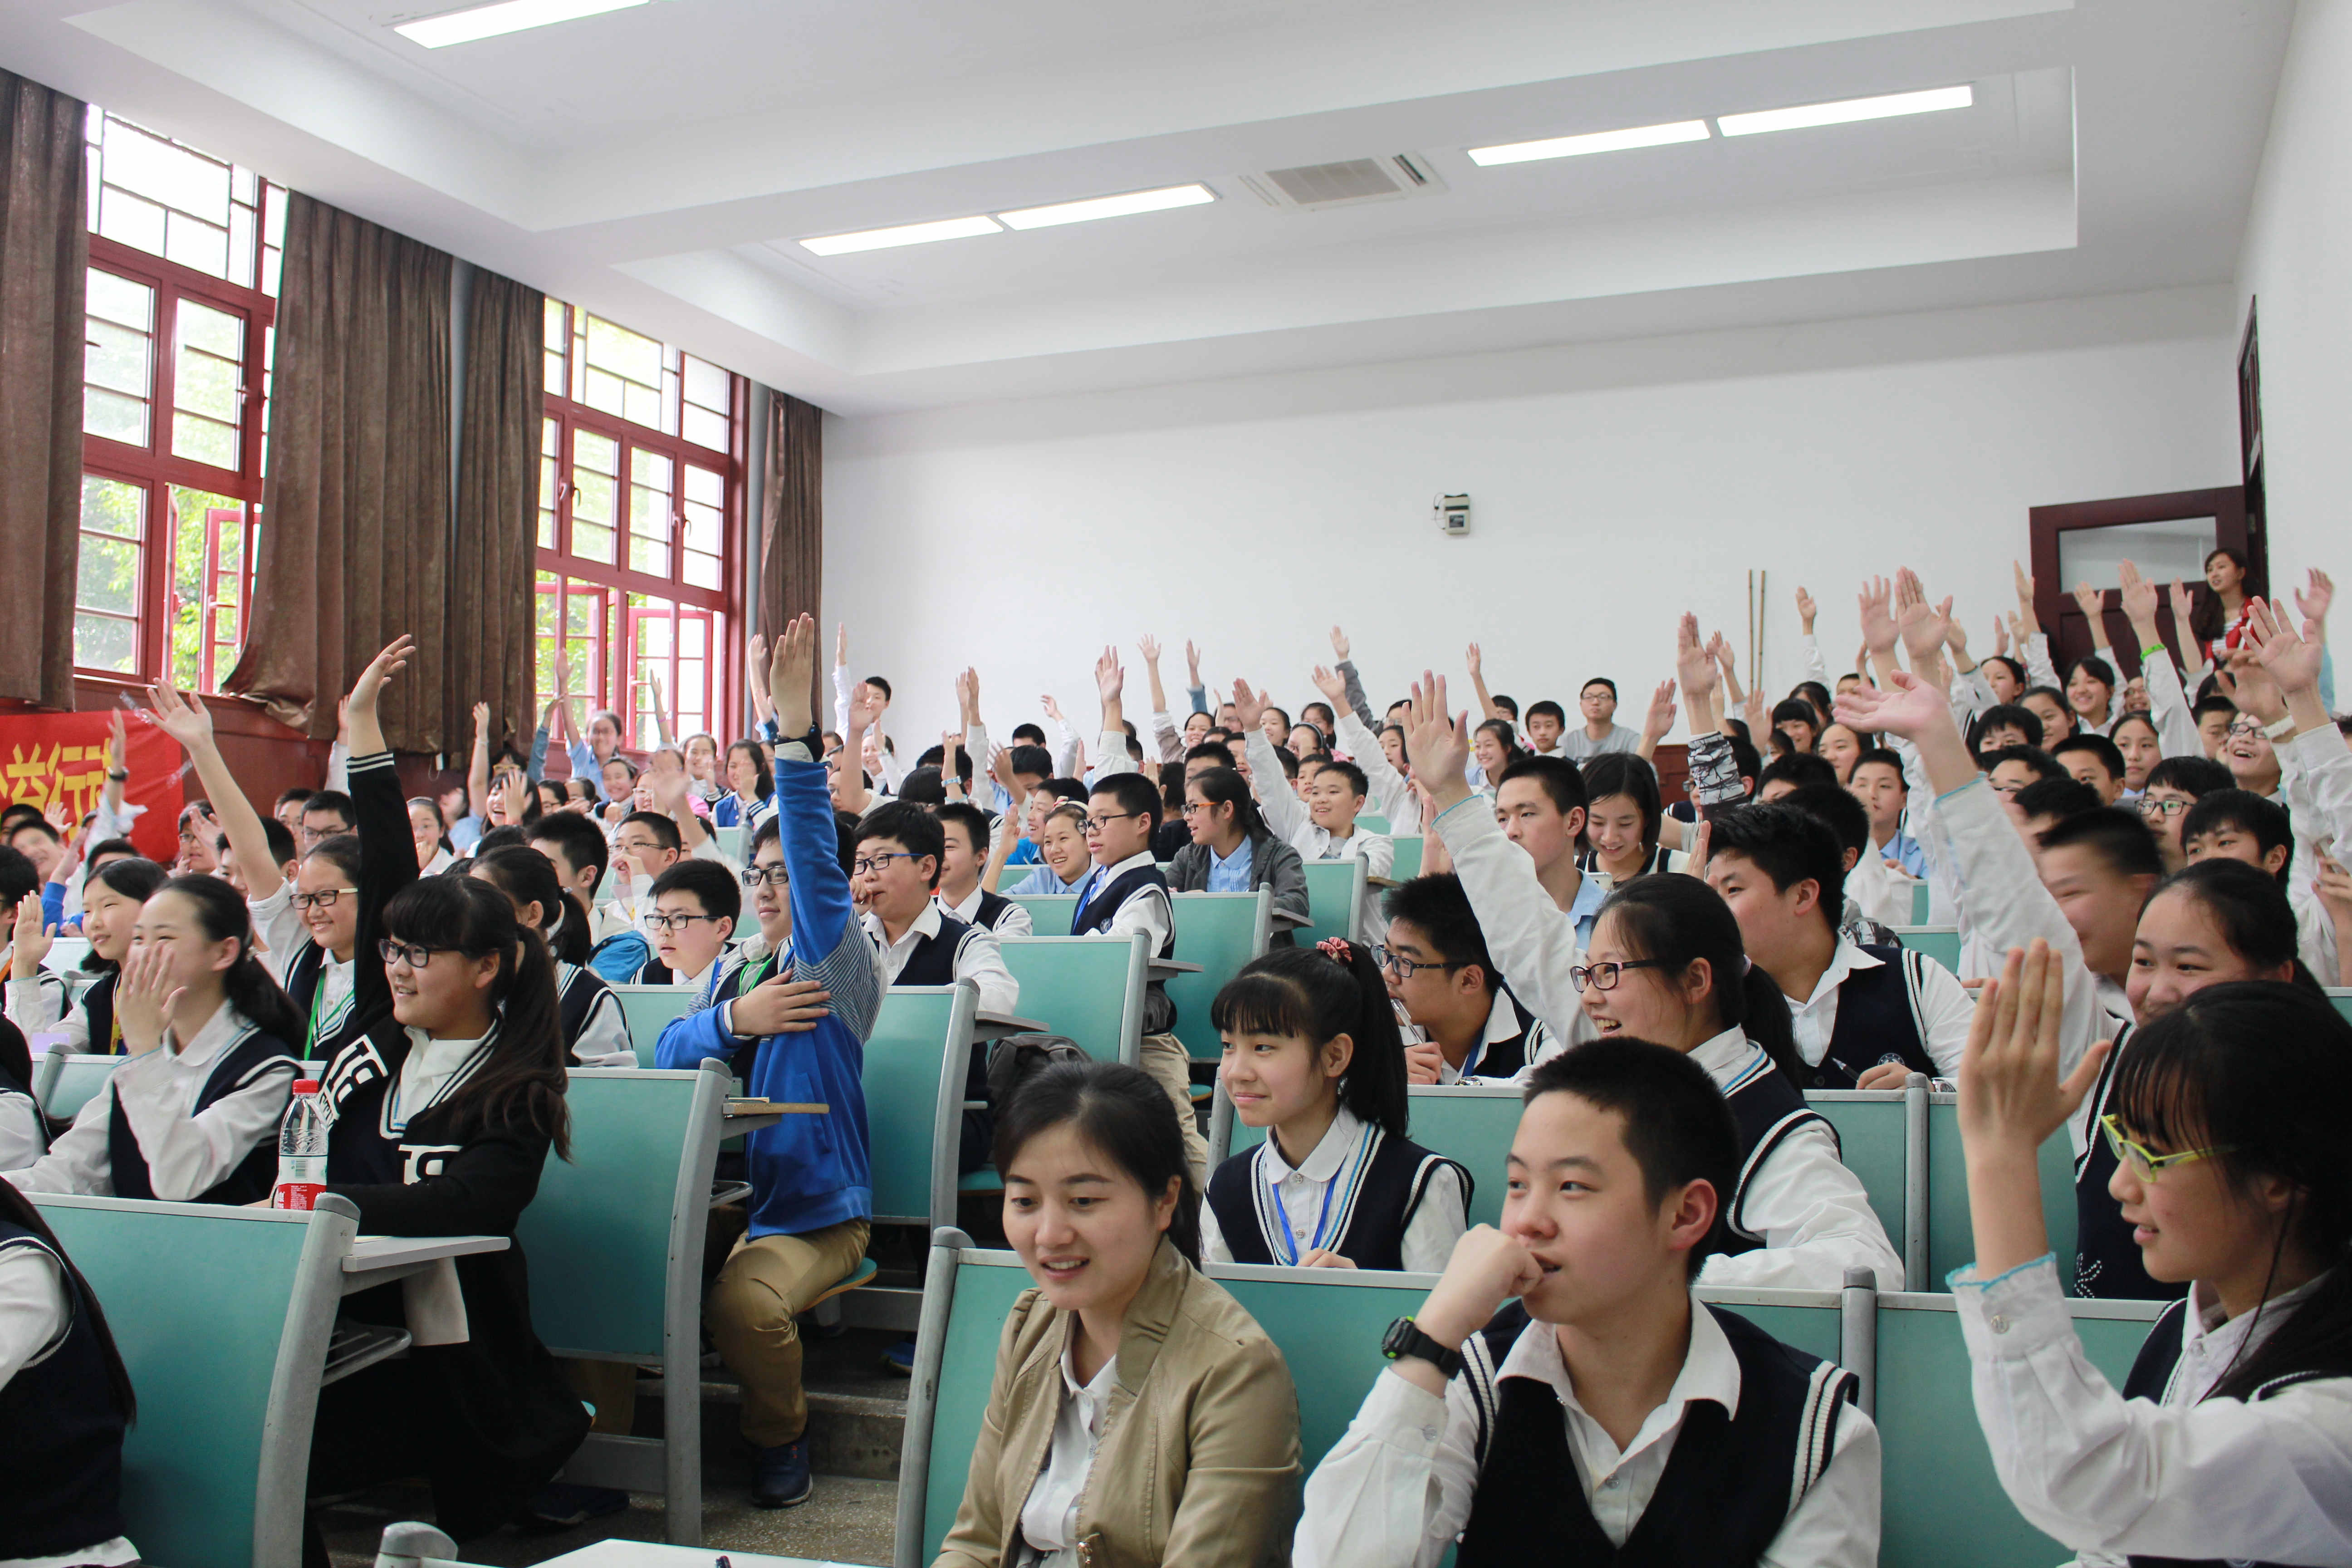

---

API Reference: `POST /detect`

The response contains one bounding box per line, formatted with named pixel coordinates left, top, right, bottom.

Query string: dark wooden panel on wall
left=1653, top=743, right=1690, bottom=806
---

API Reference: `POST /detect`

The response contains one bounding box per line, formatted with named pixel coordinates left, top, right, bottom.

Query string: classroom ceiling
left=0, top=0, right=2295, bottom=412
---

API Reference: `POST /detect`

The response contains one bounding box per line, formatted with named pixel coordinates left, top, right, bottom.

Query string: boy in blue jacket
left=655, top=614, right=882, bottom=1509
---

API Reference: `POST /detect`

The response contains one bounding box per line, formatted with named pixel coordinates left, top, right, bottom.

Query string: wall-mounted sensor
left=1435, top=494, right=1470, bottom=535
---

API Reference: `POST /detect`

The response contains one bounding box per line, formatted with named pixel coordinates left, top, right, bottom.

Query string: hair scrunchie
left=1317, top=937, right=1354, bottom=964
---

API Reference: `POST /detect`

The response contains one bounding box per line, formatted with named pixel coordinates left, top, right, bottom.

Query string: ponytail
left=1597, top=873, right=1807, bottom=1090
left=470, top=846, right=591, bottom=966
left=158, top=874, right=304, bottom=1044
left=1210, top=940, right=1409, bottom=1138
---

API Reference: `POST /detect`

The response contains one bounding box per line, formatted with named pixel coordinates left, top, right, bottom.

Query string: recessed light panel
left=394, top=0, right=647, bottom=49
left=1717, top=84, right=1974, bottom=137
left=998, top=184, right=1215, bottom=230
left=799, top=216, right=1005, bottom=257
left=1468, top=120, right=1711, bottom=167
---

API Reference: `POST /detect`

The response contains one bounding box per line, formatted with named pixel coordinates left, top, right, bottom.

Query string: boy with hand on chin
left=1295, top=1040, right=1878, bottom=1567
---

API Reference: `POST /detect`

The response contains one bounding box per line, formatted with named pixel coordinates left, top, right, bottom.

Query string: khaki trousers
left=1138, top=1032, right=1210, bottom=1191
left=708, top=1216, right=872, bottom=1449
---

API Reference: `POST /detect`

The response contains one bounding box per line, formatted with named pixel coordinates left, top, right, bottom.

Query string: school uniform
left=1295, top=1289, right=1878, bottom=1567
left=306, top=1020, right=589, bottom=1539
left=936, top=883, right=1034, bottom=938
left=1576, top=844, right=1681, bottom=880
left=628, top=945, right=739, bottom=998
left=4, top=969, right=116, bottom=1056
left=1248, top=731, right=1396, bottom=940
left=1068, top=850, right=1206, bottom=1182
left=4, top=1003, right=295, bottom=1204
left=1166, top=829, right=1312, bottom=933
left=555, top=960, right=634, bottom=1067
left=713, top=790, right=776, bottom=834
left=1782, top=938, right=1975, bottom=1090
left=0, top=1019, right=41, bottom=1172
left=2280, top=722, right=2352, bottom=985
left=0, top=964, right=71, bottom=1046
left=1202, top=1106, right=1468, bottom=1271
left=0, top=1222, right=137, bottom=1567
left=1006, top=862, right=1086, bottom=896
left=1398, top=987, right=1557, bottom=1085
left=1426, top=796, right=1606, bottom=1054
left=420, top=847, right=455, bottom=878
left=260, top=749, right=417, bottom=1059
left=865, top=903, right=1019, bottom=1015
left=1336, top=711, right=1417, bottom=830
left=1955, top=1255, right=2352, bottom=1565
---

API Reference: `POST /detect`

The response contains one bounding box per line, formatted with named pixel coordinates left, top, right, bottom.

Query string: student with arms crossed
left=1379, top=874, right=1554, bottom=1086
left=1294, top=1040, right=1878, bottom=1568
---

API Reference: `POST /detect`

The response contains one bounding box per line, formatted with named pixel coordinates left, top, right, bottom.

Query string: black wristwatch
left=1382, top=1317, right=1464, bottom=1378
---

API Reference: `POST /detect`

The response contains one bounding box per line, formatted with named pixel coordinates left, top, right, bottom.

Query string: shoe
left=519, top=1481, right=629, bottom=1529
left=750, top=1438, right=813, bottom=1509
left=880, top=1336, right=916, bottom=1377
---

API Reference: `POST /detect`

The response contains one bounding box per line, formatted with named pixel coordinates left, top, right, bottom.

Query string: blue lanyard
left=1264, top=1159, right=1343, bottom=1267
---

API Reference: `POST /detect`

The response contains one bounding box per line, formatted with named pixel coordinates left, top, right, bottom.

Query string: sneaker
left=879, top=1336, right=916, bottom=1376
left=750, top=1438, right=813, bottom=1509
left=519, top=1481, right=629, bottom=1529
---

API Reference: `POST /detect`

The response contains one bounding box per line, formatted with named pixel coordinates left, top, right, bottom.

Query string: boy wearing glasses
left=853, top=804, right=1018, bottom=1015
left=634, top=860, right=740, bottom=996
left=1380, top=874, right=1556, bottom=1085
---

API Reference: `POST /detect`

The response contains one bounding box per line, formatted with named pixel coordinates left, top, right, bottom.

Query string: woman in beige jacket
left=935, top=1060, right=1301, bottom=1568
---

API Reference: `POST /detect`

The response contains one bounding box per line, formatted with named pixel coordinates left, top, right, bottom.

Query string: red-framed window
left=75, top=108, right=284, bottom=690
left=535, top=299, right=746, bottom=752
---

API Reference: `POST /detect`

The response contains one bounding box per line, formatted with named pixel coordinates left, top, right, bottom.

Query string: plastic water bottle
left=272, top=1079, right=330, bottom=1210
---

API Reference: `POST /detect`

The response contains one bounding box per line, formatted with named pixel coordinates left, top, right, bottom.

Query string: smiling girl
left=1576, top=753, right=1678, bottom=882
left=6, top=856, right=167, bottom=1056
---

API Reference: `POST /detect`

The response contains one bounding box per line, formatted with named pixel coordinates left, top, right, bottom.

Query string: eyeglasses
left=1180, top=801, right=1221, bottom=817
left=645, top=911, right=726, bottom=935
left=852, top=853, right=915, bottom=877
left=1084, top=811, right=1143, bottom=833
left=2137, top=797, right=2190, bottom=819
left=293, top=887, right=359, bottom=912
left=742, top=866, right=790, bottom=888
left=377, top=938, right=447, bottom=968
left=2099, top=1114, right=2234, bottom=1183
left=2226, top=721, right=2265, bottom=740
left=1371, top=943, right=1464, bottom=980
left=1568, top=958, right=1668, bottom=993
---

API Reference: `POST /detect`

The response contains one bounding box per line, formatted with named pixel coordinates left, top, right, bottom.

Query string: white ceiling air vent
left=1238, top=154, right=1448, bottom=211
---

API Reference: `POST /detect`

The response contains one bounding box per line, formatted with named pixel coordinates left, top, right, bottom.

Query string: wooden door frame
left=2029, top=486, right=2249, bottom=677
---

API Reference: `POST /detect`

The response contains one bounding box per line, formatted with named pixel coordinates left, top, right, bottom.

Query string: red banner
left=0, top=709, right=185, bottom=867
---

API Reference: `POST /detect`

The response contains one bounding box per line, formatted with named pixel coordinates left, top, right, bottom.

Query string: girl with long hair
left=5, top=857, right=168, bottom=1056
left=468, top=845, right=634, bottom=1066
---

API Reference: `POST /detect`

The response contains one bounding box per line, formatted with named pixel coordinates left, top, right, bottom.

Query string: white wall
left=823, top=289, right=2239, bottom=756
left=2234, top=0, right=2352, bottom=592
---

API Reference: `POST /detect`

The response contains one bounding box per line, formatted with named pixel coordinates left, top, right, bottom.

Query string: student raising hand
left=1401, top=674, right=1473, bottom=806
left=1228, top=677, right=1268, bottom=735
left=346, top=635, right=414, bottom=757
left=11, top=891, right=53, bottom=981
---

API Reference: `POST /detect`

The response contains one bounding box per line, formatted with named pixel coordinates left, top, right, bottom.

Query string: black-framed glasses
left=1084, top=811, right=1143, bottom=833
left=2226, top=720, right=2265, bottom=739
left=1568, top=958, right=1669, bottom=993
left=645, top=911, right=726, bottom=935
left=2137, top=797, right=2190, bottom=819
left=852, top=853, right=915, bottom=877
left=1371, top=943, right=1464, bottom=981
left=294, top=887, right=359, bottom=912
left=742, top=866, right=791, bottom=888
left=378, top=938, right=447, bottom=968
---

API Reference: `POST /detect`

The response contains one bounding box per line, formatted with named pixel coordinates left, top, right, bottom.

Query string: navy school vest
left=0, top=1224, right=130, bottom=1560
left=1072, top=863, right=1176, bottom=1032
left=106, top=1026, right=295, bottom=1205
left=1716, top=1053, right=1834, bottom=1260
left=1205, top=1122, right=1469, bottom=1270
left=1800, top=945, right=1940, bottom=1091
left=2072, top=1027, right=2180, bottom=1303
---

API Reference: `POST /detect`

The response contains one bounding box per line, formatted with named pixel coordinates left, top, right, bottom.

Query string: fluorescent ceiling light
left=799, top=215, right=1004, bottom=256
left=1717, top=83, right=1974, bottom=137
left=998, top=183, right=1215, bottom=230
left=1468, top=120, right=1710, bottom=167
left=395, top=0, right=647, bottom=48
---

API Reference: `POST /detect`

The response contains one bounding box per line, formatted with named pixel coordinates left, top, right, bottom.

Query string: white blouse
left=1016, top=1328, right=1117, bottom=1564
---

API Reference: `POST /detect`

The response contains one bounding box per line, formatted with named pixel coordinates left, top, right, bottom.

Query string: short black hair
left=256, top=816, right=298, bottom=868
left=1769, top=697, right=1822, bottom=735
left=2036, top=806, right=2163, bottom=882
left=860, top=799, right=948, bottom=888
left=2183, top=789, right=2294, bottom=882
left=1184, top=741, right=1233, bottom=770
left=473, top=823, right=529, bottom=856
left=1526, top=699, right=1566, bottom=724
left=275, top=787, right=313, bottom=810
left=749, top=814, right=783, bottom=860
left=1757, top=752, right=1838, bottom=794
left=1779, top=783, right=1871, bottom=859
left=1976, top=704, right=2046, bottom=749
left=1316, top=759, right=1368, bottom=800
left=1042, top=778, right=1089, bottom=804
left=2052, top=732, right=2127, bottom=784
left=303, top=790, right=356, bottom=826
left=935, top=802, right=993, bottom=861
left=2144, top=755, right=2233, bottom=798
left=7, top=818, right=59, bottom=846
left=1088, top=772, right=1163, bottom=833
left=526, top=811, right=610, bottom=884
left=648, top=858, right=741, bottom=923
left=2191, top=693, right=2239, bottom=723
left=1489, top=694, right=1518, bottom=720
left=618, top=810, right=683, bottom=853
left=1008, top=744, right=1054, bottom=780
left=913, top=744, right=974, bottom=784
left=1523, top=1039, right=1740, bottom=1279
left=861, top=674, right=893, bottom=702
left=2014, top=776, right=2104, bottom=827
left=1980, top=745, right=2067, bottom=783
left=1496, top=755, right=1588, bottom=818
left=1010, top=725, right=1047, bottom=748
left=1850, top=746, right=1907, bottom=784
left=1701, top=803, right=1846, bottom=931
left=1580, top=678, right=1618, bottom=700
left=1382, top=874, right=1496, bottom=992
left=0, top=846, right=36, bottom=908
left=897, top=766, right=948, bottom=806
left=1268, top=746, right=1299, bottom=781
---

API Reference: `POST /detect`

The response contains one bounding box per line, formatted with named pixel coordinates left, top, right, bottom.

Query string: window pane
left=683, top=548, right=722, bottom=590
left=683, top=464, right=722, bottom=508
left=87, top=269, right=154, bottom=330
left=172, top=301, right=245, bottom=468
left=683, top=355, right=728, bottom=415
left=164, top=211, right=230, bottom=278
left=98, top=187, right=166, bottom=257
left=173, top=413, right=239, bottom=469
left=570, top=431, right=617, bottom=564
left=86, top=318, right=152, bottom=398
left=629, top=446, right=672, bottom=578
left=167, top=488, right=247, bottom=693
left=74, top=613, right=138, bottom=674
left=179, top=299, right=241, bottom=358
left=682, top=499, right=722, bottom=555
left=77, top=533, right=141, bottom=615
left=81, top=475, right=145, bottom=542
left=682, top=403, right=728, bottom=453
left=85, top=388, right=150, bottom=448
left=104, top=118, right=230, bottom=225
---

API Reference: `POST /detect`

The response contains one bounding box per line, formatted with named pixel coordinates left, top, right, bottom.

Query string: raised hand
left=1137, top=634, right=1161, bottom=666
left=11, top=892, right=53, bottom=980
left=834, top=622, right=848, bottom=669
left=2118, top=560, right=2161, bottom=634
left=1310, top=664, right=1348, bottom=704
left=1401, top=673, right=1471, bottom=801
left=1040, top=693, right=1065, bottom=725
left=848, top=682, right=885, bottom=735
left=954, top=666, right=980, bottom=727
left=2071, top=581, right=2105, bottom=623
left=1858, top=576, right=1898, bottom=656
left=1896, top=570, right=1949, bottom=664
left=1941, top=601, right=1970, bottom=659
left=112, top=939, right=185, bottom=1055
left=348, top=635, right=414, bottom=716
left=108, top=709, right=128, bottom=772
left=2166, top=578, right=2193, bottom=632
left=1184, top=640, right=1202, bottom=684
left=1960, top=941, right=2110, bottom=1160
left=1464, top=642, right=1483, bottom=678
left=2217, top=648, right=2287, bottom=725
left=145, top=678, right=216, bottom=753
left=496, top=769, right=530, bottom=825
left=1094, top=646, right=1125, bottom=704
left=2012, top=560, right=2039, bottom=633
left=1834, top=668, right=1950, bottom=742
left=1329, top=625, right=1351, bottom=661
left=1795, top=586, right=1817, bottom=633
left=1641, top=680, right=1677, bottom=746
left=2241, top=596, right=2325, bottom=697
left=1229, top=678, right=1269, bottom=734
left=1674, top=614, right=1718, bottom=706
left=1686, top=817, right=1711, bottom=872
left=770, top=613, right=818, bottom=736
left=2297, top=568, right=2336, bottom=628
left=1993, top=617, right=2009, bottom=657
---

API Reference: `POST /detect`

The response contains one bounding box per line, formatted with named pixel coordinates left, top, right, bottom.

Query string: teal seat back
left=1005, top=892, right=1078, bottom=932
left=922, top=1248, right=1037, bottom=1559
left=1168, top=891, right=1272, bottom=1060
left=1910, top=881, right=1934, bottom=926
left=1214, top=1265, right=1436, bottom=1466
left=2330, top=988, right=2352, bottom=1026
left=34, top=1196, right=345, bottom=1568
left=1927, top=1096, right=2077, bottom=1290
left=1390, top=836, right=1424, bottom=881
left=519, top=1067, right=720, bottom=1359
left=1223, top=1085, right=1521, bottom=1230
left=1298, top=858, right=1368, bottom=946
left=609, top=983, right=693, bottom=1054
left=998, top=935, right=1146, bottom=1063
left=1893, top=925, right=1963, bottom=975
left=1806, top=1092, right=1910, bottom=1263
left=714, top=823, right=745, bottom=862
left=1357, top=813, right=1390, bottom=834
left=867, top=985, right=979, bottom=1226
left=38, top=1052, right=124, bottom=1121
left=1876, top=1292, right=2164, bottom=1568
left=1700, top=1289, right=1846, bottom=1365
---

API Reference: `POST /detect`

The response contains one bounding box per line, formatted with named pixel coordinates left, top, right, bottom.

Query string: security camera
left=1435, top=494, right=1470, bottom=535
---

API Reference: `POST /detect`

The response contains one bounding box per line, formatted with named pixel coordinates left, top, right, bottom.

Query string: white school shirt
left=1293, top=1289, right=1880, bottom=1568
left=1070, top=852, right=1173, bottom=958
left=420, top=847, right=455, bottom=878
left=1844, top=837, right=1921, bottom=931
left=0, top=1245, right=141, bottom=1568
left=1247, top=730, right=1396, bottom=936
left=1400, top=989, right=1560, bottom=1086
left=391, top=1030, right=490, bottom=1132
left=0, top=1077, right=40, bottom=1172
left=1426, top=798, right=1603, bottom=1054
left=2280, top=722, right=2352, bottom=985
left=1955, top=1256, right=2352, bottom=1565
left=1336, top=712, right=1416, bottom=830
left=1017, top=1332, right=1118, bottom=1562
left=862, top=903, right=1019, bottom=1017
left=1784, top=936, right=1976, bottom=1079
left=5, top=1003, right=294, bottom=1200
left=936, top=883, right=1035, bottom=938
left=3, top=967, right=74, bottom=1047
left=1198, top=1106, right=1467, bottom=1273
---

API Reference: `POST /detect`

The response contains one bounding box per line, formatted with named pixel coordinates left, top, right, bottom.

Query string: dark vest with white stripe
left=889, top=915, right=995, bottom=1170
left=968, top=889, right=1019, bottom=933
left=1718, top=1055, right=1833, bottom=1260
left=2116, top=1295, right=2348, bottom=1568
left=555, top=962, right=609, bottom=1051
left=2072, top=1026, right=2178, bottom=1302
left=1800, top=945, right=1939, bottom=1091
left=77, top=971, right=122, bottom=1057
left=1463, top=986, right=1545, bottom=1081
left=0, top=1224, right=129, bottom=1560
left=892, top=912, right=981, bottom=988
left=1455, top=1300, right=1857, bottom=1566
left=1205, top=1123, right=1469, bottom=1271
left=107, top=1025, right=296, bottom=1205
left=1072, top=863, right=1176, bottom=1032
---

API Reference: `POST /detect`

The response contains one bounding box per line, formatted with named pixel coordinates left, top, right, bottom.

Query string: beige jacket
left=933, top=1237, right=1301, bottom=1568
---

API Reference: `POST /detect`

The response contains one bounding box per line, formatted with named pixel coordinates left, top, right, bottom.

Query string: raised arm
left=145, top=681, right=285, bottom=902
left=1465, top=642, right=1502, bottom=723
left=2071, top=582, right=2114, bottom=657
left=1860, top=575, right=1903, bottom=689
left=1235, top=680, right=1307, bottom=839
left=465, top=702, right=492, bottom=820
left=345, top=638, right=422, bottom=1022
left=772, top=615, right=881, bottom=1038
left=1138, top=636, right=1182, bottom=763
left=1090, top=647, right=1137, bottom=780
left=1636, top=680, right=1677, bottom=761
left=645, top=668, right=675, bottom=750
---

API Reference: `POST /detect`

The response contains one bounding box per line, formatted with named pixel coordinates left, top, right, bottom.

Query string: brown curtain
left=227, top=193, right=452, bottom=749
left=449, top=270, right=543, bottom=758
left=0, top=71, right=88, bottom=710
left=761, top=391, right=823, bottom=642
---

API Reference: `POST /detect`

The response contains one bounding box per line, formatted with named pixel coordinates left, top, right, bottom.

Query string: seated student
left=1769, top=696, right=1823, bottom=755
left=1849, top=746, right=1927, bottom=878
left=1489, top=755, right=1607, bottom=946
left=274, top=786, right=313, bottom=839
left=7, top=857, right=166, bottom=1056
left=934, top=1060, right=1300, bottom=1568
left=1242, top=691, right=1392, bottom=870
left=214, top=817, right=299, bottom=905
left=991, top=748, right=1061, bottom=864
left=2218, top=705, right=2287, bottom=799
left=6, top=875, right=300, bottom=1203
left=2182, top=788, right=2293, bottom=880
left=2192, top=691, right=2239, bottom=759
left=298, top=788, right=356, bottom=852
left=1753, top=750, right=1838, bottom=802
left=1294, top=1040, right=1879, bottom=1568
left=2063, top=652, right=2121, bottom=736
left=1704, top=803, right=1974, bottom=1089
left=468, top=846, right=634, bottom=1067
left=407, top=796, right=457, bottom=875
left=569, top=704, right=629, bottom=802
left=2020, top=684, right=2076, bottom=746
left=1468, top=719, right=1524, bottom=795
left=1970, top=701, right=2045, bottom=758
left=1559, top=677, right=1640, bottom=761
left=856, top=803, right=1018, bottom=1016
left=932, top=802, right=1033, bottom=936
left=715, top=738, right=777, bottom=833
left=633, top=860, right=741, bottom=996
left=1, top=849, right=70, bottom=1033
left=2137, top=753, right=2234, bottom=870
left=2053, top=732, right=2129, bottom=805
left=1166, top=765, right=1310, bottom=934
left=0, top=1015, right=38, bottom=1170
left=0, top=1181, right=143, bottom=1566
left=658, top=622, right=884, bottom=1508
left=2012, top=777, right=2106, bottom=849
left=1380, top=874, right=1555, bottom=1084
left=1982, top=743, right=2068, bottom=804
left=1952, top=951, right=2352, bottom=1565
left=1205, top=940, right=1468, bottom=1270
left=1814, top=721, right=1866, bottom=784
left=1004, top=802, right=1096, bottom=896
left=524, top=812, right=650, bottom=981
left=1778, top=783, right=1906, bottom=946
left=604, top=808, right=694, bottom=932
left=1520, top=699, right=1566, bottom=758
left=1576, top=753, right=1678, bottom=882
left=2110, top=711, right=2163, bottom=797
left=173, top=800, right=220, bottom=875
left=303, top=876, right=589, bottom=1548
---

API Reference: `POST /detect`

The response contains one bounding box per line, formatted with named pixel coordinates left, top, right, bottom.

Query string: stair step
left=642, top=1327, right=912, bottom=1482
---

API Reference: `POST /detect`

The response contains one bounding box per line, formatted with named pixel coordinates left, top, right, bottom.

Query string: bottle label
left=272, top=1182, right=324, bottom=1211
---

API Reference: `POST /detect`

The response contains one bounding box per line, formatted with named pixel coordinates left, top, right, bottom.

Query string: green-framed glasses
left=2099, top=1113, right=2233, bottom=1182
